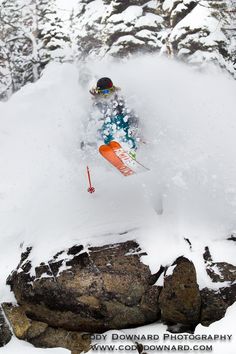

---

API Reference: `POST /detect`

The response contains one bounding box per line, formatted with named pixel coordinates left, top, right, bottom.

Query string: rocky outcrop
left=4, top=239, right=236, bottom=352
left=0, top=306, right=12, bottom=347
left=2, top=303, right=90, bottom=353
left=7, top=241, right=161, bottom=333
left=159, top=257, right=201, bottom=327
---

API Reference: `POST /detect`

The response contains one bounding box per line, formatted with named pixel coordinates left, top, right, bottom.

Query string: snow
left=136, top=30, right=157, bottom=42
left=1, top=337, right=69, bottom=353
left=105, top=22, right=131, bottom=34
left=113, top=35, right=145, bottom=46
left=165, top=264, right=177, bottom=276
left=56, top=0, right=77, bottom=11
left=134, top=13, right=163, bottom=28
left=163, top=0, right=195, bottom=12
left=1, top=58, right=236, bottom=271
left=195, top=302, right=236, bottom=354
left=170, top=3, right=226, bottom=42
left=1, top=55, right=236, bottom=351
left=108, top=6, right=143, bottom=25
left=145, top=1, right=159, bottom=10
left=172, top=3, right=188, bottom=16
left=162, top=0, right=179, bottom=12
left=79, top=0, right=106, bottom=27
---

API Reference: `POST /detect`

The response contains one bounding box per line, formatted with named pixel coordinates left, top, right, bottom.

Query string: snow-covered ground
left=1, top=338, right=69, bottom=354
left=0, top=55, right=236, bottom=352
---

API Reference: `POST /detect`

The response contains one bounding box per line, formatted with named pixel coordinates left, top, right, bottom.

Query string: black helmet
left=96, top=77, right=113, bottom=90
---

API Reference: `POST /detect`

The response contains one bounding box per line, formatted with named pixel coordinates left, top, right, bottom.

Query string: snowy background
left=0, top=55, right=236, bottom=352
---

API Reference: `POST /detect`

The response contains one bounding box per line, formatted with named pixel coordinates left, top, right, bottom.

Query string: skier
left=89, top=77, right=140, bottom=158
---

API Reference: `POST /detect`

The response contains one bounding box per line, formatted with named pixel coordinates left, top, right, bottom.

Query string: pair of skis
left=99, top=141, right=149, bottom=177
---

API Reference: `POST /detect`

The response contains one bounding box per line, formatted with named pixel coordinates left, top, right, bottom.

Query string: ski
left=109, top=141, right=149, bottom=174
left=99, top=141, right=149, bottom=176
left=99, top=144, right=134, bottom=176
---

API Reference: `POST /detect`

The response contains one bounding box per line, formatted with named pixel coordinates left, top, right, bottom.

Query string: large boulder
left=7, top=241, right=161, bottom=332
left=200, top=288, right=228, bottom=326
left=159, top=256, right=201, bottom=327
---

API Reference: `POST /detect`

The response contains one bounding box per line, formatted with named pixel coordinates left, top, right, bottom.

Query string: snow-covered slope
left=0, top=56, right=236, bottom=352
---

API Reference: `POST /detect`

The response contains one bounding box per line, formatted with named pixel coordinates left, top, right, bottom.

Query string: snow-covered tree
left=222, top=0, right=236, bottom=74
left=36, top=0, right=72, bottom=69
left=0, top=0, right=21, bottom=98
left=74, top=0, right=164, bottom=58
left=1, top=0, right=236, bottom=100
left=163, top=0, right=236, bottom=76
left=0, top=42, right=12, bottom=100
left=0, top=0, right=73, bottom=100
left=72, top=0, right=236, bottom=75
left=0, top=0, right=39, bottom=99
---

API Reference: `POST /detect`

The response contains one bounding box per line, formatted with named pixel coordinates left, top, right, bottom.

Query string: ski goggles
left=97, top=87, right=114, bottom=95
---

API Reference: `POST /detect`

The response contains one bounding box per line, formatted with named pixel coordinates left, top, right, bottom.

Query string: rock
left=207, top=262, right=236, bottom=283
left=204, top=246, right=236, bottom=283
left=200, top=288, right=228, bottom=326
left=0, top=305, right=12, bottom=347
left=2, top=303, right=47, bottom=339
left=220, top=283, right=236, bottom=306
left=227, top=234, right=236, bottom=242
left=30, top=327, right=90, bottom=353
left=7, top=241, right=161, bottom=332
left=203, top=246, right=236, bottom=301
left=2, top=303, right=90, bottom=352
left=201, top=246, right=236, bottom=325
left=159, top=256, right=201, bottom=326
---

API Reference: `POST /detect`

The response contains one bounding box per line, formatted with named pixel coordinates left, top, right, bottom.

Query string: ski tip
left=99, top=144, right=110, bottom=153
left=108, top=140, right=121, bottom=149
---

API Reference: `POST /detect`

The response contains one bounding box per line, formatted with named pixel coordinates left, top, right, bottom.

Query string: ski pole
left=87, top=166, right=95, bottom=193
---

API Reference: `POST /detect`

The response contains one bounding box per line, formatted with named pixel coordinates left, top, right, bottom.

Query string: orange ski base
left=99, top=144, right=135, bottom=177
